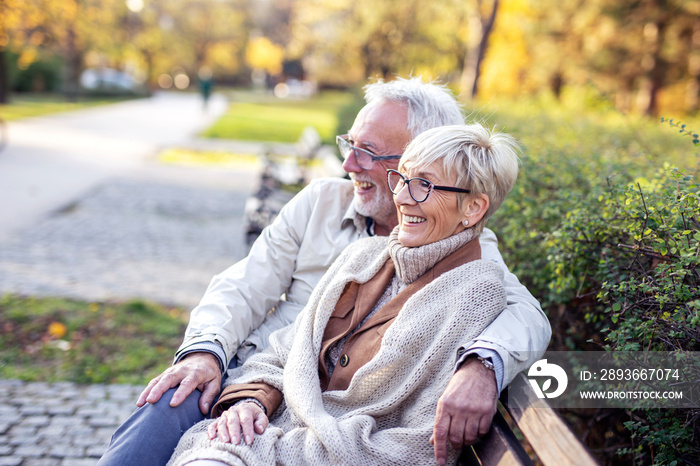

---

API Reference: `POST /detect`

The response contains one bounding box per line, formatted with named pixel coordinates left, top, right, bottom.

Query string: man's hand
left=208, top=401, right=268, bottom=445
left=431, top=357, right=498, bottom=465
left=136, top=352, right=222, bottom=415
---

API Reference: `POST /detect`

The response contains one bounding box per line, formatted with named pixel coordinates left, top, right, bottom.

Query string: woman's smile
left=401, top=214, right=426, bottom=224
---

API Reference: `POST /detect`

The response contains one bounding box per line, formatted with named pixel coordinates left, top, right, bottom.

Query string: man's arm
left=138, top=181, right=321, bottom=411
left=176, top=182, right=320, bottom=368
left=432, top=227, right=551, bottom=461
left=432, top=357, right=497, bottom=465
left=470, top=227, right=551, bottom=385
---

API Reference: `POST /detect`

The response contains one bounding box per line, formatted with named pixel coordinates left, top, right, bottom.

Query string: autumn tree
left=288, top=0, right=471, bottom=86
left=459, top=0, right=499, bottom=99
left=516, top=0, right=700, bottom=116
left=166, top=0, right=251, bottom=79
left=0, top=0, right=48, bottom=102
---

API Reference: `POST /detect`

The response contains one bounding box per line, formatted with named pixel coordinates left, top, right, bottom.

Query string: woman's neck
left=388, top=227, right=477, bottom=284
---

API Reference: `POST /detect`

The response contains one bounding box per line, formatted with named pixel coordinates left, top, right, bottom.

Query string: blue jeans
left=97, top=388, right=207, bottom=466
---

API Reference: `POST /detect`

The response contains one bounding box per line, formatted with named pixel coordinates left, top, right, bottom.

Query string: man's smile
left=353, top=180, right=375, bottom=192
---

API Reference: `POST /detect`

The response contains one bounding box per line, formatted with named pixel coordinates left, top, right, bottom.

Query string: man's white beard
left=354, top=185, right=395, bottom=225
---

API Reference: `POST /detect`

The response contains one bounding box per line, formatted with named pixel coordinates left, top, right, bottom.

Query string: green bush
left=475, top=101, right=700, bottom=464
left=548, top=163, right=700, bottom=464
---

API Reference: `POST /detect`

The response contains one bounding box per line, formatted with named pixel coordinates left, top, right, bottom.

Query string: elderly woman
left=168, top=123, right=520, bottom=466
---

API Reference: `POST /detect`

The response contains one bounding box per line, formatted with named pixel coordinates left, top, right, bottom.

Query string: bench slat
left=502, top=373, right=598, bottom=466
left=470, top=411, right=534, bottom=465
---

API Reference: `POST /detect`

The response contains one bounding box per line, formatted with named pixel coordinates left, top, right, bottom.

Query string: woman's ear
left=463, top=194, right=490, bottom=227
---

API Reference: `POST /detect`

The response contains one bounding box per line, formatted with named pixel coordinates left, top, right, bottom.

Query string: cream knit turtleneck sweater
left=325, top=227, right=478, bottom=376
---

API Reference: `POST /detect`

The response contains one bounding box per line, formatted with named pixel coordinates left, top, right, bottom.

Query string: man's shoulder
left=300, top=177, right=355, bottom=214
left=305, top=177, right=353, bottom=195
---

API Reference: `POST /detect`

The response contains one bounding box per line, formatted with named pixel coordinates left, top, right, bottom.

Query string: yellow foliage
left=17, top=48, right=38, bottom=70
left=245, top=36, right=284, bottom=75
left=48, top=321, right=67, bottom=339
left=209, top=42, right=240, bottom=74
left=479, top=0, right=534, bottom=98
left=412, top=68, right=440, bottom=83
left=29, top=31, right=44, bottom=47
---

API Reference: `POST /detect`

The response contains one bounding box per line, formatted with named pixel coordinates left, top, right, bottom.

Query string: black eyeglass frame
left=336, top=135, right=402, bottom=170
left=386, top=169, right=471, bottom=203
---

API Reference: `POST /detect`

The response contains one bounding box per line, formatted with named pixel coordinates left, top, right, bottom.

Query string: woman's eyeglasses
left=386, top=169, right=470, bottom=203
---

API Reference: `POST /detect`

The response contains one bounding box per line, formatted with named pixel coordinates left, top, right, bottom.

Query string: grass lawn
left=158, top=147, right=261, bottom=168
left=203, top=89, right=361, bottom=145
left=0, top=295, right=187, bottom=385
left=0, top=93, right=140, bottom=121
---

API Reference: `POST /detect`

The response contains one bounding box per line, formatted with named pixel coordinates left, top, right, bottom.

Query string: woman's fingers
left=210, top=402, right=267, bottom=445
left=238, top=405, right=257, bottom=445
left=223, top=410, right=243, bottom=444
left=254, top=411, right=269, bottom=434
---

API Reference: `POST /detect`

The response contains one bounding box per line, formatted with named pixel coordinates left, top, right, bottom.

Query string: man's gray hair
left=364, top=77, right=464, bottom=138
left=400, top=124, right=520, bottom=233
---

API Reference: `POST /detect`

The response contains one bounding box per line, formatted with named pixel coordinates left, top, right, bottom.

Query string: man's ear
left=463, top=194, right=490, bottom=226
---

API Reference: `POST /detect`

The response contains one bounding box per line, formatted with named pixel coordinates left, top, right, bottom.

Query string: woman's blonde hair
left=399, top=124, right=520, bottom=232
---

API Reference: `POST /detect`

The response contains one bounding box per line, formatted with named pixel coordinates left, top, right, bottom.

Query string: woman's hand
left=208, top=401, right=269, bottom=445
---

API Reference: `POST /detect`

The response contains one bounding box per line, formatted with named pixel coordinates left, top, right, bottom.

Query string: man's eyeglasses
left=336, top=135, right=402, bottom=170
left=386, top=169, right=470, bottom=203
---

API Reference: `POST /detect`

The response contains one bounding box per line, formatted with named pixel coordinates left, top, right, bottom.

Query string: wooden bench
left=462, top=372, right=599, bottom=465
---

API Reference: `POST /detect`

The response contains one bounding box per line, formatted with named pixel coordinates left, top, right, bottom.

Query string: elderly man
left=99, top=77, right=550, bottom=466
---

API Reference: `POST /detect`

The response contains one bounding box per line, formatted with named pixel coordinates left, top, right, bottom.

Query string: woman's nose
left=394, top=181, right=415, bottom=204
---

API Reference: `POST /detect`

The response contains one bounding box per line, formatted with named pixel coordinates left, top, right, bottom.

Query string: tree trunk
left=636, top=19, right=666, bottom=116
left=0, top=49, right=9, bottom=104
left=64, top=24, right=83, bottom=102
left=686, top=22, right=700, bottom=113
left=143, top=50, right=156, bottom=93
left=550, top=71, right=564, bottom=100
left=460, top=0, right=500, bottom=100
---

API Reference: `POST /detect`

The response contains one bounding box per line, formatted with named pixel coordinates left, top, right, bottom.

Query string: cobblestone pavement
left=0, top=164, right=255, bottom=308
left=0, top=379, right=141, bottom=466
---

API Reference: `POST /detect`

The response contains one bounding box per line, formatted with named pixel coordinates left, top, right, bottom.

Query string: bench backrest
left=468, top=372, right=599, bottom=466
left=295, top=126, right=322, bottom=160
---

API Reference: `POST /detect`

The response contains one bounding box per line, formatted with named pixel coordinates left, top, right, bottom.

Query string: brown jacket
left=211, top=239, right=481, bottom=418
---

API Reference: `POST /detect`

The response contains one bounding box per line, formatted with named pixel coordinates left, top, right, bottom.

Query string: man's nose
left=342, top=150, right=362, bottom=173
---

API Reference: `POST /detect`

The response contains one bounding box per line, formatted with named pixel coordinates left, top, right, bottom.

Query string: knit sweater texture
left=167, top=232, right=506, bottom=466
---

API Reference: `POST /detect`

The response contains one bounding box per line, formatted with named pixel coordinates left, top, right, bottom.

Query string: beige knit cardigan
left=168, top=235, right=506, bottom=466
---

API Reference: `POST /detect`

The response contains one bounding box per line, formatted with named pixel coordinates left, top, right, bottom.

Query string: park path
left=0, top=91, right=229, bottom=239
left=0, top=92, right=293, bottom=465
left=0, top=91, right=268, bottom=307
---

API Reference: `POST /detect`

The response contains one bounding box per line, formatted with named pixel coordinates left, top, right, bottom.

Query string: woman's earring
left=463, top=219, right=469, bottom=227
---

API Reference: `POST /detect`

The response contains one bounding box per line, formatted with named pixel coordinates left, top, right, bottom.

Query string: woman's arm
left=211, top=382, right=283, bottom=418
